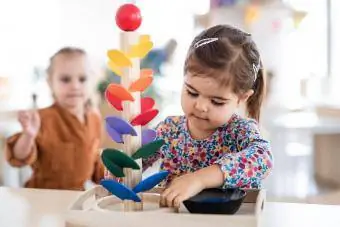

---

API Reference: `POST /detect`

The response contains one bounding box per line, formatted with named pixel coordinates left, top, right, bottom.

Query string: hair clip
left=194, top=38, right=219, bottom=48
left=252, top=62, right=260, bottom=82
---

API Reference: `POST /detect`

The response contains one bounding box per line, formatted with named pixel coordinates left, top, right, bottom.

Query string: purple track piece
left=142, top=129, right=156, bottom=145
left=105, top=116, right=137, bottom=143
left=106, top=123, right=123, bottom=143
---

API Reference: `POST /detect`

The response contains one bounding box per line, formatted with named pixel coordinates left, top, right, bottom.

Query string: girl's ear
left=238, top=89, right=254, bottom=104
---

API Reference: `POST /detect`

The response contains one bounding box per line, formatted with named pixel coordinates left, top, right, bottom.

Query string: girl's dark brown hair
left=184, top=25, right=266, bottom=122
left=47, top=47, right=86, bottom=76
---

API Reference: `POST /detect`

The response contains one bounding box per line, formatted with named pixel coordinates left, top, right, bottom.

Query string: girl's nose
left=194, top=97, right=208, bottom=112
left=70, top=79, right=81, bottom=89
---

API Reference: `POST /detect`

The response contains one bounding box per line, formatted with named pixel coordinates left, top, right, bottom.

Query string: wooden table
left=0, top=187, right=340, bottom=227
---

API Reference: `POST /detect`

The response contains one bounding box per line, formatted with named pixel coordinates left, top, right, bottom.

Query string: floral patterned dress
left=143, top=114, right=273, bottom=189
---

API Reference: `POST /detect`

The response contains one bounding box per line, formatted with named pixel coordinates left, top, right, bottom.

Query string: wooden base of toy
left=67, top=186, right=175, bottom=212
left=94, top=193, right=177, bottom=213
left=66, top=186, right=265, bottom=227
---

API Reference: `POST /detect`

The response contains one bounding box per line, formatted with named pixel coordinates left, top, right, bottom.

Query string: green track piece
left=102, top=148, right=140, bottom=170
left=132, top=139, right=165, bottom=160
left=102, top=155, right=125, bottom=177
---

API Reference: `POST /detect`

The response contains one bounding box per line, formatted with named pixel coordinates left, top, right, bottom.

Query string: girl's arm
left=91, top=110, right=106, bottom=183
left=6, top=110, right=41, bottom=167
left=187, top=120, right=273, bottom=192
left=91, top=152, right=105, bottom=184
left=13, top=133, right=36, bottom=160
left=160, top=119, right=273, bottom=208
left=214, top=119, right=273, bottom=188
left=6, top=133, right=38, bottom=167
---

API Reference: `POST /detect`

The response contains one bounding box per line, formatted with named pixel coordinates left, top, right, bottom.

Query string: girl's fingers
left=18, top=116, right=28, bottom=125
left=173, top=194, right=184, bottom=208
left=160, top=188, right=171, bottom=207
left=165, top=190, right=180, bottom=208
left=18, top=111, right=31, bottom=122
left=18, top=112, right=26, bottom=120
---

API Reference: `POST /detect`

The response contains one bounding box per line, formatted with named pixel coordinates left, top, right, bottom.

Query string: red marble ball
left=115, top=4, right=142, bottom=31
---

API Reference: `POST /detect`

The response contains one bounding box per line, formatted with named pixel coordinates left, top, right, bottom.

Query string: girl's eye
left=60, top=77, right=71, bottom=83
left=211, top=100, right=226, bottom=106
left=79, top=76, right=87, bottom=83
left=187, top=89, right=198, bottom=97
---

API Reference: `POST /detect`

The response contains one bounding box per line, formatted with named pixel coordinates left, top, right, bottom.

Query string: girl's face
left=181, top=73, right=252, bottom=138
left=48, top=54, right=90, bottom=109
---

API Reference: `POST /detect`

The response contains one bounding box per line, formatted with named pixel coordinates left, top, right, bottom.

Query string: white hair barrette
left=194, top=38, right=219, bottom=48
left=252, top=62, right=260, bottom=82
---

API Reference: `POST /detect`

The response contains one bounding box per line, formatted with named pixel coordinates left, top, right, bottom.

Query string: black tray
left=183, top=188, right=247, bottom=214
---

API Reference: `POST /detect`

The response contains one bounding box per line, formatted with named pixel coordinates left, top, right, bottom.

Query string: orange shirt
left=5, top=103, right=104, bottom=190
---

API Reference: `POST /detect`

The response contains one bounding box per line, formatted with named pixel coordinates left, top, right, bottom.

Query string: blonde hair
left=47, top=47, right=86, bottom=77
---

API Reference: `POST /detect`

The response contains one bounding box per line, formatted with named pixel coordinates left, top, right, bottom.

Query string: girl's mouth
left=192, top=114, right=208, bottom=121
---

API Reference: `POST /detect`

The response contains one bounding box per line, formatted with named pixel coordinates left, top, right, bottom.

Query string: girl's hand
left=160, top=165, right=225, bottom=208
left=18, top=110, right=41, bottom=138
left=160, top=172, right=205, bottom=208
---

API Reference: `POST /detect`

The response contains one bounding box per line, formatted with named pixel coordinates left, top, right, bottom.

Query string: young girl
left=143, top=25, right=273, bottom=208
left=5, top=47, right=104, bottom=190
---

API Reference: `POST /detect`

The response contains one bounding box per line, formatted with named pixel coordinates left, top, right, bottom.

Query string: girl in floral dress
left=143, top=24, right=274, bottom=208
